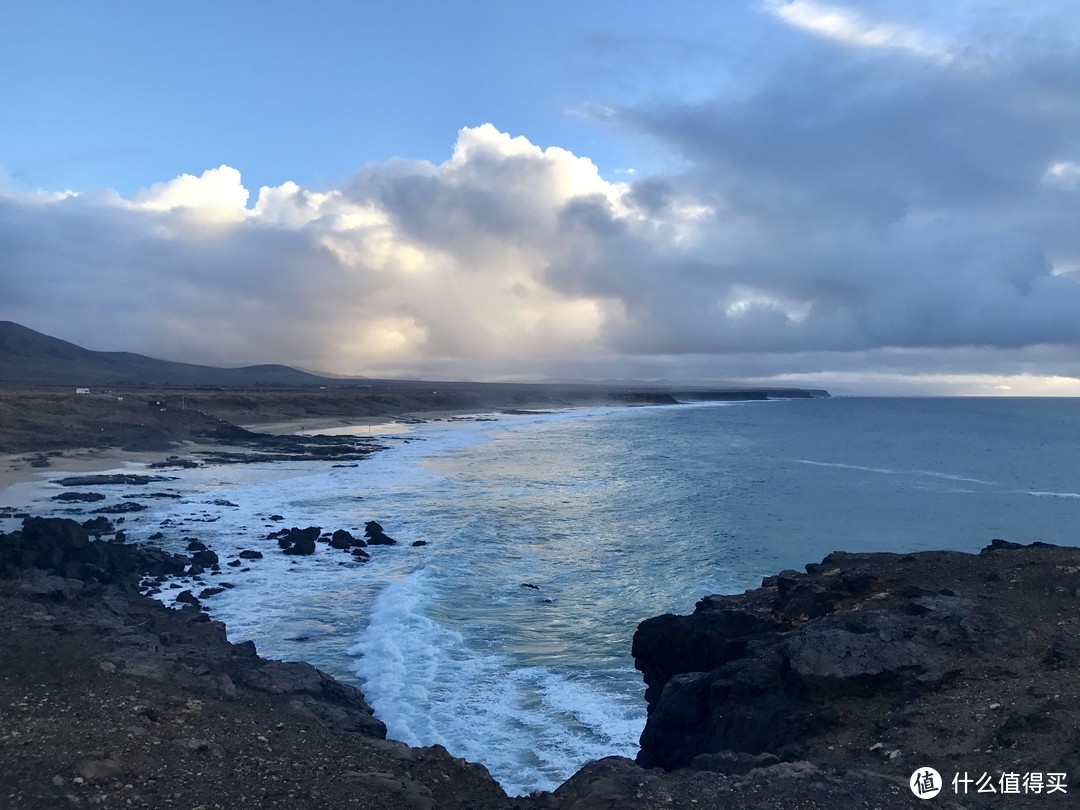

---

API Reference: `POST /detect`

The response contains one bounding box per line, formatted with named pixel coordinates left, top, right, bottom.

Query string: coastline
left=0, top=447, right=199, bottom=493
left=0, top=400, right=706, bottom=794
left=3, top=513, right=1073, bottom=808
left=6, top=390, right=1071, bottom=807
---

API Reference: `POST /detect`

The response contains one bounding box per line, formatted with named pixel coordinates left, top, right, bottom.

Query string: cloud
left=4, top=0, right=1080, bottom=397
left=1043, top=161, right=1080, bottom=190
left=130, top=165, right=250, bottom=224
left=762, top=0, right=957, bottom=64
left=0, top=126, right=652, bottom=374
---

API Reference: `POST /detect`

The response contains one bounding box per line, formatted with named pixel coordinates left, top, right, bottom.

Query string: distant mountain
left=0, top=321, right=332, bottom=386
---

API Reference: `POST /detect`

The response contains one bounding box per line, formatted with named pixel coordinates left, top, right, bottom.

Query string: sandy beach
left=0, top=381, right=711, bottom=492
left=0, top=448, right=179, bottom=492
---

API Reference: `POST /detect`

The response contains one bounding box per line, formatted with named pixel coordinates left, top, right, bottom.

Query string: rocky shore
left=634, top=542, right=1080, bottom=806
left=3, top=515, right=1075, bottom=808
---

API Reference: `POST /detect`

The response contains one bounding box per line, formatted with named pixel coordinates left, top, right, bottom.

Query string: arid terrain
left=1, top=372, right=1075, bottom=808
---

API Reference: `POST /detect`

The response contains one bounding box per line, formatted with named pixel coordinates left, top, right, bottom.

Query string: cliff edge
left=2, top=519, right=1075, bottom=808
left=634, top=541, right=1079, bottom=799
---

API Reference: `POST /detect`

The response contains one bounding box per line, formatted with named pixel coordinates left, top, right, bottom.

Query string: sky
left=3, top=1, right=1080, bottom=395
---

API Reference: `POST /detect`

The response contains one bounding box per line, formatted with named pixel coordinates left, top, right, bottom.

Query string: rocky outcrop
left=4, top=514, right=1077, bottom=808
left=92, top=501, right=147, bottom=514
left=0, top=518, right=388, bottom=743
left=51, top=491, right=106, bottom=502
left=330, top=528, right=363, bottom=549
left=634, top=541, right=1080, bottom=784
left=272, top=526, right=321, bottom=555
left=189, top=548, right=219, bottom=568
left=364, top=520, right=397, bottom=546
left=0, top=516, right=187, bottom=588
left=54, top=474, right=177, bottom=487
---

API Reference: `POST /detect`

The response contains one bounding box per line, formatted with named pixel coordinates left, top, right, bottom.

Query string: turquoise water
left=4, top=398, right=1080, bottom=794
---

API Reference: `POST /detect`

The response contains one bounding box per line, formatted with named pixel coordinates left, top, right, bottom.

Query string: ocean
left=4, top=397, right=1080, bottom=794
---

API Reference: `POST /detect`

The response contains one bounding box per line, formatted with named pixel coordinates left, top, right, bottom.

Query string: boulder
left=330, top=529, right=355, bottom=550
left=81, top=517, right=115, bottom=537
left=278, top=527, right=321, bottom=556
left=190, top=549, right=219, bottom=568
left=364, top=521, right=396, bottom=546
left=175, top=590, right=201, bottom=607
left=284, top=536, right=317, bottom=555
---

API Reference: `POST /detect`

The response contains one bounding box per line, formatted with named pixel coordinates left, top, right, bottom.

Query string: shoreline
left=3, top=512, right=1074, bottom=808
left=3, top=396, right=1078, bottom=806
left=0, top=399, right=649, bottom=496
left=0, top=401, right=687, bottom=794
left=0, top=447, right=194, bottom=493
left=0, top=410, right=546, bottom=494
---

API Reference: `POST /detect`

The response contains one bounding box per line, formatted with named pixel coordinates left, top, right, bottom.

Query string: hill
left=0, top=321, right=329, bottom=386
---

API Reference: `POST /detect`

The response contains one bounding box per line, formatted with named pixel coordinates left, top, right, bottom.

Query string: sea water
left=4, top=397, right=1080, bottom=794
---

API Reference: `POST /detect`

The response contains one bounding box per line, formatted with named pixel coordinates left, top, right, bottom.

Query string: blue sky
left=2, top=1, right=736, bottom=192
left=3, top=1, right=1080, bottom=394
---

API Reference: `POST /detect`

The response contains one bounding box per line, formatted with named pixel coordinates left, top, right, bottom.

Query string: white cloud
left=0, top=126, right=679, bottom=373
left=762, top=0, right=957, bottom=64
left=131, top=165, right=250, bottom=223
left=1043, top=160, right=1080, bottom=189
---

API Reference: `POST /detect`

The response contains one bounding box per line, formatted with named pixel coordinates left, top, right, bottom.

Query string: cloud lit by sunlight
left=762, top=0, right=957, bottom=64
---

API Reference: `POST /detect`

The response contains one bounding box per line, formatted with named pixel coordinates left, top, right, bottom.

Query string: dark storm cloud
left=567, top=4, right=1080, bottom=361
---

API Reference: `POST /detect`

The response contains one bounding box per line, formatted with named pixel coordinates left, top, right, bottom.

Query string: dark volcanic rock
left=4, top=505, right=1076, bottom=808
left=235, top=660, right=385, bottom=737
left=276, top=526, right=321, bottom=556
left=54, top=474, right=176, bottom=487
left=634, top=543, right=1073, bottom=772
left=50, top=491, right=106, bottom=503
left=190, top=549, right=219, bottom=568
left=81, top=516, right=115, bottom=537
left=0, top=517, right=187, bottom=587
left=329, top=529, right=356, bottom=550
left=91, top=501, right=147, bottom=514
left=238, top=550, right=263, bottom=560
left=364, top=520, right=396, bottom=546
